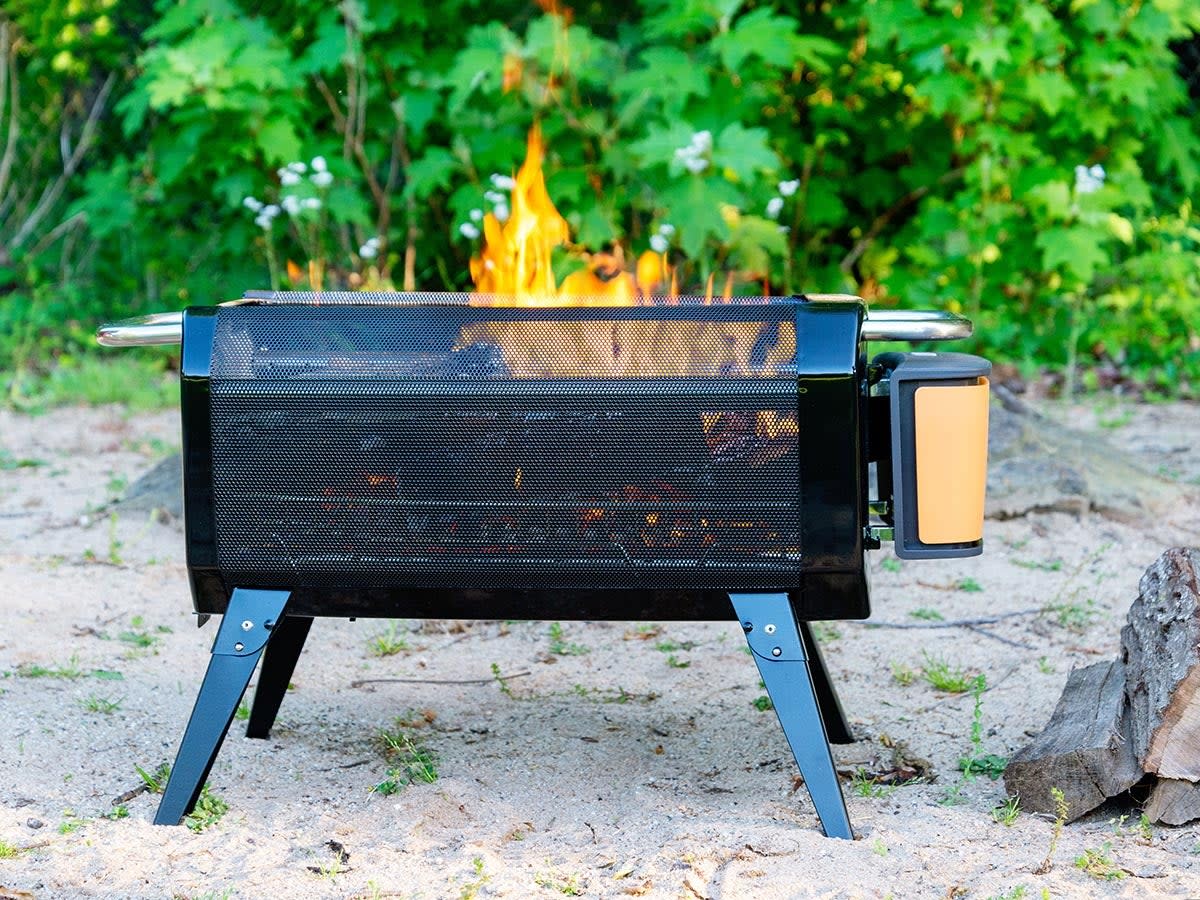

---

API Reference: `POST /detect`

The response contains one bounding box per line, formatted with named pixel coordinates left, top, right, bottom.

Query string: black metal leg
left=246, top=615, right=312, bottom=739
left=798, top=622, right=855, bottom=745
left=154, top=588, right=291, bottom=826
left=730, top=593, right=854, bottom=840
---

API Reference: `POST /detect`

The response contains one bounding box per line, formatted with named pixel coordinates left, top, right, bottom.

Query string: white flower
left=242, top=196, right=263, bottom=212
left=649, top=234, right=669, bottom=254
left=302, top=197, right=321, bottom=210
left=311, top=156, right=328, bottom=172
left=658, top=222, right=676, bottom=237
left=778, top=179, right=800, bottom=197
left=493, top=202, right=510, bottom=222
left=469, top=208, right=483, bottom=222
left=310, top=170, right=334, bottom=188
left=1074, top=163, right=1105, bottom=195
left=690, top=130, right=712, bottom=152
left=262, top=204, right=280, bottom=218
left=280, top=170, right=302, bottom=187
left=489, top=173, right=516, bottom=190
left=766, top=196, right=785, bottom=219
left=287, top=161, right=307, bottom=174
left=778, top=225, right=791, bottom=234
left=683, top=156, right=709, bottom=174
left=459, top=222, right=481, bottom=239
left=281, top=195, right=302, bottom=215
left=484, top=190, right=505, bottom=205
left=674, top=145, right=698, bottom=162
left=254, top=213, right=273, bottom=229
left=359, top=243, right=378, bottom=259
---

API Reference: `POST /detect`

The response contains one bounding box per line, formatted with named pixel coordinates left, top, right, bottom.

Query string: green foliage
left=2, top=0, right=1199, bottom=395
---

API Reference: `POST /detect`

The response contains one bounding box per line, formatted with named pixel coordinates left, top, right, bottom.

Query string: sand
left=1, top=400, right=1198, bottom=900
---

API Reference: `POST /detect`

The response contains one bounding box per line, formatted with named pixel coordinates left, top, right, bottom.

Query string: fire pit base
left=153, top=588, right=856, bottom=838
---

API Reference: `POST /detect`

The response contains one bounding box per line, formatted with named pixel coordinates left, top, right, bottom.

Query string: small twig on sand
left=350, top=671, right=532, bottom=689
left=854, top=609, right=1042, bottom=630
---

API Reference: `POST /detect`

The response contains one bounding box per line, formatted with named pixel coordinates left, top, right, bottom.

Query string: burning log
left=1004, top=548, right=1200, bottom=824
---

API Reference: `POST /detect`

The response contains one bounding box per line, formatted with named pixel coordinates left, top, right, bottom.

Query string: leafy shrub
left=1, top=0, right=1197, bottom=393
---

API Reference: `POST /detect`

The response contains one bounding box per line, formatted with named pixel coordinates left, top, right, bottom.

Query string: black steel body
left=180, top=298, right=870, bottom=622
left=146, top=293, right=989, bottom=839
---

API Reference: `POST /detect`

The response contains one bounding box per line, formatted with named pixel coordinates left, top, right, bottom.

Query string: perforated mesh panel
left=208, top=303, right=813, bottom=590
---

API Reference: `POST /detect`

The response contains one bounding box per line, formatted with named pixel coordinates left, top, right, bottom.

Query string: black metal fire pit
left=98, top=291, right=990, bottom=838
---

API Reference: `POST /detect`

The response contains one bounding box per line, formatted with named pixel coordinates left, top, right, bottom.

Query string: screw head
left=771, top=647, right=782, bottom=657
left=241, top=620, right=254, bottom=631
left=234, top=641, right=245, bottom=652
left=764, top=623, right=777, bottom=635
left=741, top=621, right=753, bottom=633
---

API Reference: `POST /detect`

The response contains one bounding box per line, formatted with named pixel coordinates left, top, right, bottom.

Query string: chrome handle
left=860, top=309, right=973, bottom=342
left=96, top=312, right=184, bottom=347
left=97, top=303, right=973, bottom=347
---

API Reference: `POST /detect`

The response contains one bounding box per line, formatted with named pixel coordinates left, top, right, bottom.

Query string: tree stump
left=1004, top=548, right=1200, bottom=824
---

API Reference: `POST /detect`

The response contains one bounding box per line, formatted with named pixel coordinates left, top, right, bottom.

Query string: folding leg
left=798, top=622, right=855, bottom=745
left=154, top=589, right=291, bottom=826
left=730, top=593, right=853, bottom=839
left=246, top=615, right=312, bottom=739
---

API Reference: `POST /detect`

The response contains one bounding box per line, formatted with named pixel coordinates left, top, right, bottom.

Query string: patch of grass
left=752, top=695, right=773, bottom=712
left=810, top=621, right=841, bottom=642
left=986, top=888, right=1027, bottom=900
left=956, top=577, right=983, bottom=593
left=665, top=654, right=690, bottom=669
left=1036, top=656, right=1055, bottom=674
left=890, top=662, right=916, bottom=686
left=103, top=805, right=129, bottom=820
left=234, top=700, right=250, bottom=721
left=653, top=639, right=695, bottom=653
left=135, top=762, right=172, bottom=794
left=368, top=620, right=409, bottom=657
left=14, top=355, right=177, bottom=412
left=1034, top=787, right=1070, bottom=874
left=1043, top=598, right=1099, bottom=632
left=548, top=622, right=589, bottom=656
left=958, top=675, right=1007, bottom=779
left=118, top=615, right=163, bottom=651
left=58, top=811, right=84, bottom=834
left=372, top=730, right=437, bottom=795
left=908, top=607, right=944, bottom=621
left=870, top=838, right=888, bottom=857
left=0, top=449, right=45, bottom=470
left=491, top=662, right=514, bottom=698
left=0, top=840, right=21, bottom=858
left=1074, top=843, right=1125, bottom=880
left=534, top=870, right=584, bottom=895
left=186, top=786, right=229, bottom=833
left=12, top=655, right=85, bottom=679
left=1012, top=558, right=1063, bottom=572
left=570, top=684, right=658, bottom=704
left=459, top=856, right=490, bottom=900
left=920, top=652, right=974, bottom=693
left=880, top=557, right=902, bottom=573
left=991, top=795, right=1021, bottom=826
left=82, top=695, right=122, bottom=714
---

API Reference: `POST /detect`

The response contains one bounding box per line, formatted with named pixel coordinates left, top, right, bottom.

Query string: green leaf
left=1035, top=226, right=1110, bottom=282
left=403, top=148, right=458, bottom=199
left=1157, top=118, right=1200, bottom=192
left=1026, top=70, right=1076, bottom=116
left=728, top=214, right=787, bottom=275
left=1026, top=180, right=1072, bottom=220
left=965, top=26, right=1011, bottom=78
left=256, top=118, right=301, bottom=166
left=295, top=13, right=346, bottom=75
left=627, top=121, right=698, bottom=168
left=712, top=122, right=778, bottom=183
left=613, top=48, right=710, bottom=111
left=395, top=90, right=440, bottom=144
left=658, top=177, right=742, bottom=259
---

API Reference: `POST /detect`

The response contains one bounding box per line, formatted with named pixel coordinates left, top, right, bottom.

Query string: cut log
left=1144, top=777, right=1200, bottom=826
left=1121, top=548, right=1200, bottom=782
left=1003, top=658, right=1142, bottom=820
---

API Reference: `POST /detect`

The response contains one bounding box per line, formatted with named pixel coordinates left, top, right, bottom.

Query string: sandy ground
left=0, top=399, right=1198, bottom=900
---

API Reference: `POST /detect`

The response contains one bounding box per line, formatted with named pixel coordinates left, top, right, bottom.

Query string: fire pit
left=98, top=291, right=989, bottom=838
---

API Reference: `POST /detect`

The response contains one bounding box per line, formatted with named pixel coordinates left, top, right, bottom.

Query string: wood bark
left=1121, top=548, right=1200, bottom=781
left=1003, top=658, right=1142, bottom=820
left=1005, top=548, right=1200, bottom=825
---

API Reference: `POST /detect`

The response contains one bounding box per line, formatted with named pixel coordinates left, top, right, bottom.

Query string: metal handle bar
left=96, top=302, right=971, bottom=348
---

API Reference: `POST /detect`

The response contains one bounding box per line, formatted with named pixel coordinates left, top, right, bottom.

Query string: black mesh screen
left=208, top=303, right=815, bottom=590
